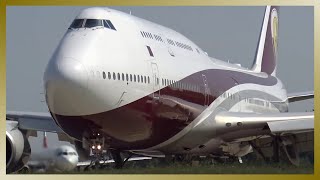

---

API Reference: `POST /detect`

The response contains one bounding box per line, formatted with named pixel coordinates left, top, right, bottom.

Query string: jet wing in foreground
left=7, top=111, right=63, bottom=133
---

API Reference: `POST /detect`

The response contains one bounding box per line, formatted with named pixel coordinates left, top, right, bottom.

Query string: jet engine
left=222, top=142, right=253, bottom=157
left=281, top=135, right=300, bottom=166
left=6, top=121, right=31, bottom=173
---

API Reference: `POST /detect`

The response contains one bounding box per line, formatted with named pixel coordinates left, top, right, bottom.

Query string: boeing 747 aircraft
left=6, top=6, right=314, bottom=173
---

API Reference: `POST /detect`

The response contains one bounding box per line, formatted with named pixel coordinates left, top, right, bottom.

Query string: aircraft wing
left=215, top=111, right=313, bottom=141
left=287, top=91, right=314, bottom=103
left=6, top=111, right=64, bottom=133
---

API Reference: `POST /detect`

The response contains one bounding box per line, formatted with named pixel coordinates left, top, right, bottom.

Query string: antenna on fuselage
left=129, top=10, right=132, bottom=15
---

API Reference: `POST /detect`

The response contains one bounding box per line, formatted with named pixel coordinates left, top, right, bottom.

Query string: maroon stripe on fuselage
left=51, top=69, right=277, bottom=149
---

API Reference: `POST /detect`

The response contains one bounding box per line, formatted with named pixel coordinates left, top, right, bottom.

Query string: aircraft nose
left=57, top=58, right=88, bottom=89
left=44, top=57, right=88, bottom=116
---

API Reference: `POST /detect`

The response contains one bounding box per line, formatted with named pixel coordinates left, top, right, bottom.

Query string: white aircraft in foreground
left=6, top=6, right=313, bottom=173
left=12, top=131, right=79, bottom=173
left=24, top=145, right=79, bottom=173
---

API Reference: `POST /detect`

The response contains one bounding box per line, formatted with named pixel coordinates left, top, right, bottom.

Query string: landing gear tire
left=272, top=135, right=280, bottom=163
left=110, top=150, right=124, bottom=169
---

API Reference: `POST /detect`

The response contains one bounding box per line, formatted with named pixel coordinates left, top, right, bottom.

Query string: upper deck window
left=69, top=19, right=84, bottom=29
left=84, top=19, right=103, bottom=28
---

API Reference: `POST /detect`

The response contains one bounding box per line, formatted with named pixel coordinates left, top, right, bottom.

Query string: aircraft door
left=151, top=62, right=160, bottom=99
left=202, top=74, right=210, bottom=106
left=231, top=76, right=241, bottom=112
left=162, top=34, right=175, bottom=57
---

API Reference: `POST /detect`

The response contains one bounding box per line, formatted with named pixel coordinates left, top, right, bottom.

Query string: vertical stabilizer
left=251, top=6, right=279, bottom=76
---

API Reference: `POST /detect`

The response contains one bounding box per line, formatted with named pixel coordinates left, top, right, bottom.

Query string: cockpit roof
left=76, top=7, right=111, bottom=19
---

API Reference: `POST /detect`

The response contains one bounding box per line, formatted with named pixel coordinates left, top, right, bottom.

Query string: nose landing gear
left=81, top=130, right=129, bottom=171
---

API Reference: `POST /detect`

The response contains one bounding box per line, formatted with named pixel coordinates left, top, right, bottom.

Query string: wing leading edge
left=215, top=111, right=313, bottom=140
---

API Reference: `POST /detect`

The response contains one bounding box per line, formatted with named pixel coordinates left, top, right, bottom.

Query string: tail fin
left=251, top=6, right=279, bottom=76
left=43, top=131, right=48, bottom=149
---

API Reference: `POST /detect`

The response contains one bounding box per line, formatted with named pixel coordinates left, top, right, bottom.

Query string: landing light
left=97, top=145, right=102, bottom=150
left=92, top=145, right=96, bottom=149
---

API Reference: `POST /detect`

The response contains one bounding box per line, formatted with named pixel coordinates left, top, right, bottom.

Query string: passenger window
left=134, top=75, right=136, bottom=82
left=103, top=72, right=106, bottom=79
left=113, top=72, right=116, bottom=80
left=148, top=76, right=150, bottom=84
left=137, top=75, right=140, bottom=83
left=122, top=73, right=125, bottom=81
left=130, top=74, right=132, bottom=82
left=108, top=72, right=111, bottom=79
left=141, top=75, right=143, bottom=83
left=85, top=19, right=103, bottom=28
left=126, top=74, right=129, bottom=81
left=69, top=19, right=84, bottom=29
left=144, top=76, right=146, bottom=83
left=117, top=73, right=120, bottom=80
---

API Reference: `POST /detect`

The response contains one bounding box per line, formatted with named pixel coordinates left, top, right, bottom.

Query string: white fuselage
left=44, top=7, right=288, bottom=155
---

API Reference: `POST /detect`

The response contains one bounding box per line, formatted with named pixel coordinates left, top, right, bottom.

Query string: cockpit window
left=84, top=19, right=103, bottom=28
left=104, top=20, right=116, bottom=30
left=57, top=151, right=68, bottom=156
left=103, top=20, right=110, bottom=28
left=69, top=19, right=116, bottom=31
left=69, top=19, right=84, bottom=29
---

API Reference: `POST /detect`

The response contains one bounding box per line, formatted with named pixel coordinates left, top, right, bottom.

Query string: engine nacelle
left=6, top=121, right=31, bottom=173
left=222, top=142, right=253, bottom=157
left=281, top=135, right=300, bottom=166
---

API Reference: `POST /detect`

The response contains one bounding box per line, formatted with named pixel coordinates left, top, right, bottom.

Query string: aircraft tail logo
left=252, top=6, right=279, bottom=76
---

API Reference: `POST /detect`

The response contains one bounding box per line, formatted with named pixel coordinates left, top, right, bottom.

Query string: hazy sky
left=6, top=6, right=314, bottom=151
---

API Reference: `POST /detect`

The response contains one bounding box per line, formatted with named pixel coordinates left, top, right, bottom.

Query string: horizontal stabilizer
left=287, top=91, right=314, bottom=103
